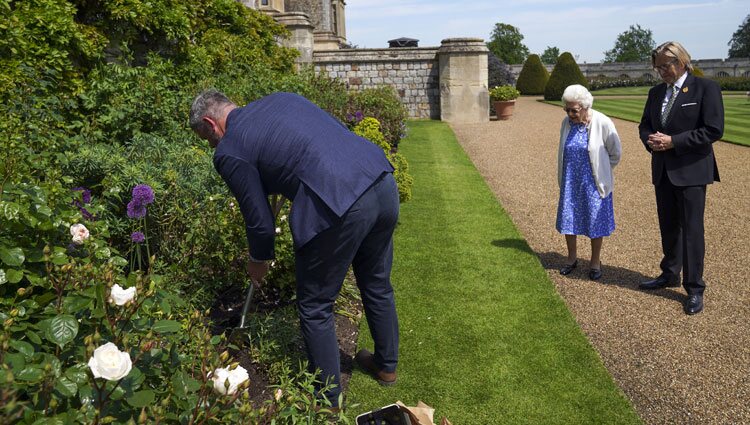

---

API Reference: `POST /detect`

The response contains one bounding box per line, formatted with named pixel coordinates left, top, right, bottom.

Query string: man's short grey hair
left=562, top=84, right=594, bottom=109
left=189, top=89, right=235, bottom=133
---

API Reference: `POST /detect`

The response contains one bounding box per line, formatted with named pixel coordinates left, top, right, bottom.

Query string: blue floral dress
left=556, top=122, right=615, bottom=238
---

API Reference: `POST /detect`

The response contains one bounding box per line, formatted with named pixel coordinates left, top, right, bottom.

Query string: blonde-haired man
left=638, top=41, right=724, bottom=315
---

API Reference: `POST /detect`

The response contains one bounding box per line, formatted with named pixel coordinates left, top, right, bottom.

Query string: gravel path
left=450, top=96, right=750, bottom=425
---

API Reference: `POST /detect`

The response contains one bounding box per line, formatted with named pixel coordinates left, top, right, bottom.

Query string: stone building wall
left=314, top=48, right=441, bottom=119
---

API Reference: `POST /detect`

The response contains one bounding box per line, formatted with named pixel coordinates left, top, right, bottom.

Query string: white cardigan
left=558, top=109, right=622, bottom=198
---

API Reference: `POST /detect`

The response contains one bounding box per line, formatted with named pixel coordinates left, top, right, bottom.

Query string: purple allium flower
left=354, top=111, right=364, bottom=122
left=131, top=231, right=145, bottom=244
left=126, top=200, right=147, bottom=219
left=72, top=187, right=93, bottom=204
left=131, top=184, right=154, bottom=205
left=80, top=207, right=95, bottom=221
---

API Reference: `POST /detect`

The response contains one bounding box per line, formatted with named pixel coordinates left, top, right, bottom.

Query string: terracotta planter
left=492, top=100, right=516, bottom=120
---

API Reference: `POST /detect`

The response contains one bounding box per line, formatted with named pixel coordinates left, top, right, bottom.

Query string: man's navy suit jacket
left=638, top=73, right=724, bottom=186
left=213, top=92, right=394, bottom=260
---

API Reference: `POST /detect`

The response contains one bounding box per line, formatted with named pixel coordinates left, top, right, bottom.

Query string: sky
left=345, top=0, right=748, bottom=63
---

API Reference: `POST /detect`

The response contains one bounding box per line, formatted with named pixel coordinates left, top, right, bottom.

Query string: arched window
left=743, top=70, right=750, bottom=77
left=642, top=73, right=654, bottom=81
left=597, top=74, right=607, bottom=79
left=261, top=0, right=269, bottom=5
left=619, top=73, right=630, bottom=79
left=716, top=71, right=730, bottom=77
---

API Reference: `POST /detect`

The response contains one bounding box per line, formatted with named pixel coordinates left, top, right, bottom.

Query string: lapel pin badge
left=682, top=87, right=689, bottom=93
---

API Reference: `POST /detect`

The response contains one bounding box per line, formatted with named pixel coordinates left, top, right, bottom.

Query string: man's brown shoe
left=354, top=349, right=397, bottom=386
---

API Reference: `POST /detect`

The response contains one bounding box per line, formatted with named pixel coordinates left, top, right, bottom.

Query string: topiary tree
left=544, top=52, right=588, bottom=101
left=516, top=54, right=549, bottom=95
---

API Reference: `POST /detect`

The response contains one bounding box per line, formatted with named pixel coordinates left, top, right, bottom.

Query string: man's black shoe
left=685, top=295, right=704, bottom=315
left=638, top=275, right=680, bottom=290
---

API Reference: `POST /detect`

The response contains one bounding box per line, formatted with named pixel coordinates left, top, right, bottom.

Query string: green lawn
left=544, top=93, right=749, bottom=146
left=345, top=121, right=641, bottom=424
left=594, top=96, right=749, bottom=146
left=592, top=86, right=748, bottom=96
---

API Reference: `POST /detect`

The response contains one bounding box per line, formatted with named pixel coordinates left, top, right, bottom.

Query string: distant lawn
left=592, top=86, right=748, bottom=96
left=345, top=120, right=641, bottom=424
left=543, top=95, right=749, bottom=146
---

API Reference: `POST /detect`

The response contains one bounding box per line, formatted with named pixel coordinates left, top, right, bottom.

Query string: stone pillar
left=274, top=12, right=315, bottom=65
left=438, top=38, right=489, bottom=123
left=313, top=0, right=340, bottom=50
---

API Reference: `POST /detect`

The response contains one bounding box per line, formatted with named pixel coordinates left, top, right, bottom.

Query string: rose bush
left=88, top=342, right=133, bottom=381
left=108, top=284, right=136, bottom=306
left=0, top=181, right=346, bottom=424
left=211, top=365, right=250, bottom=395
left=70, top=224, right=90, bottom=245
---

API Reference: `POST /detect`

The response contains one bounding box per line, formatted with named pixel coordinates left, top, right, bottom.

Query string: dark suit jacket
left=638, top=73, right=723, bottom=186
left=213, top=92, right=394, bottom=260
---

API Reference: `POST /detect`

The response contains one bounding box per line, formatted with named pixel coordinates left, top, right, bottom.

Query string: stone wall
left=509, top=58, right=750, bottom=80
left=314, top=47, right=441, bottom=119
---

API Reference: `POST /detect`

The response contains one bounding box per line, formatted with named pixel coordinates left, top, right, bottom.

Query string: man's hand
left=647, top=132, right=674, bottom=151
left=247, top=260, right=270, bottom=284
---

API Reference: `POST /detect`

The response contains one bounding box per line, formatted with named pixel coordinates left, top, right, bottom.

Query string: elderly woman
left=556, top=84, right=621, bottom=280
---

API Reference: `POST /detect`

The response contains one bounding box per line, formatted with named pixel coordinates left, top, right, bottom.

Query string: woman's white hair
left=561, top=84, right=593, bottom=109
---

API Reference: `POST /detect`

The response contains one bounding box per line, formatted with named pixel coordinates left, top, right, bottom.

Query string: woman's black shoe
left=589, top=268, right=602, bottom=280
left=559, top=260, right=578, bottom=275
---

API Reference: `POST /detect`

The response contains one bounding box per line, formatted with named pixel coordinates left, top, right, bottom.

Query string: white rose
left=108, top=284, right=136, bottom=306
left=211, top=365, right=249, bottom=395
left=70, top=223, right=90, bottom=244
left=88, top=342, right=132, bottom=381
left=275, top=227, right=281, bottom=234
left=280, top=215, right=287, bottom=222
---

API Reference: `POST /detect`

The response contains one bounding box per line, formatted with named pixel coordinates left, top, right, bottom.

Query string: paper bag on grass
left=396, top=401, right=452, bottom=425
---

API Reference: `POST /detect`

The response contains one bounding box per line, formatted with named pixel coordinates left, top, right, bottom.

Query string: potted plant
left=489, top=85, right=521, bottom=120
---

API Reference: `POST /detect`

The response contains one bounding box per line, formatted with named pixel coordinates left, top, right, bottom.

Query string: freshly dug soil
left=210, top=282, right=361, bottom=408
left=450, top=96, right=750, bottom=425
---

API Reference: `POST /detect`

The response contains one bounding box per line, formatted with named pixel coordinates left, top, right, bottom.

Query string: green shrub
left=1, top=1, right=395, bottom=420
left=712, top=76, right=750, bottom=91
left=489, top=85, right=520, bottom=101
left=0, top=0, right=105, bottom=97
left=588, top=76, right=656, bottom=91
left=516, top=54, right=549, bottom=95
left=353, top=118, right=413, bottom=203
left=544, top=52, right=588, bottom=101
left=488, top=53, right=516, bottom=88
left=348, top=86, right=408, bottom=147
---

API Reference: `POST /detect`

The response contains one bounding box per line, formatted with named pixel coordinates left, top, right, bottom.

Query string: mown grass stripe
left=346, top=120, right=641, bottom=424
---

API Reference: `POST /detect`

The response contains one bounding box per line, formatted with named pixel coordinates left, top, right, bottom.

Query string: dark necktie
left=660, top=84, right=679, bottom=127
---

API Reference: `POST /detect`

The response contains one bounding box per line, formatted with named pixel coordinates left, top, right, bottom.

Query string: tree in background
left=488, top=53, right=516, bottom=88
left=603, top=24, right=655, bottom=62
left=544, top=52, right=588, bottom=101
left=540, top=46, right=560, bottom=64
left=727, top=15, right=750, bottom=58
left=486, top=23, right=529, bottom=64
left=516, top=54, right=549, bottom=95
